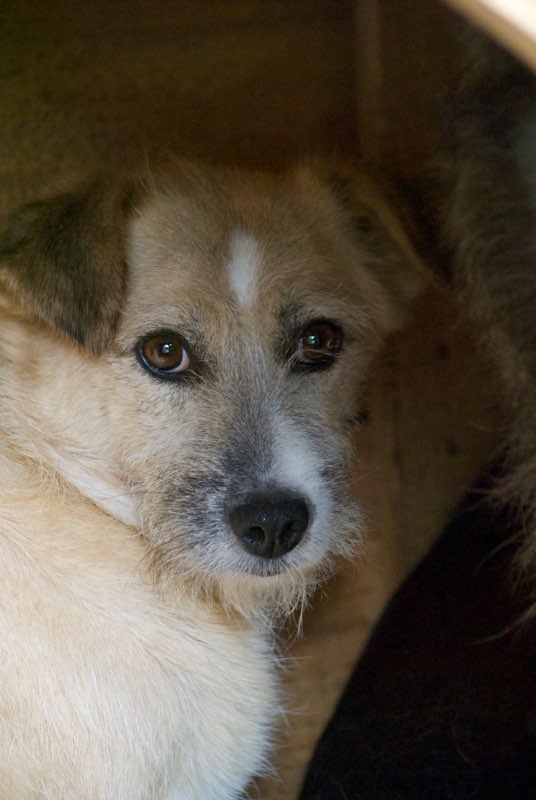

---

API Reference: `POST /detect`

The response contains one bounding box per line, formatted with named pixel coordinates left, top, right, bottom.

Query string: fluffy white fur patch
left=226, top=230, right=261, bottom=308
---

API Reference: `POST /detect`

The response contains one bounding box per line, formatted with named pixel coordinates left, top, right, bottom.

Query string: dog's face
left=0, top=161, right=424, bottom=616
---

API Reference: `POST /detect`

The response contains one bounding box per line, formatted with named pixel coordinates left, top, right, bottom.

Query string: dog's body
left=0, top=160, right=423, bottom=798
left=0, top=442, right=275, bottom=799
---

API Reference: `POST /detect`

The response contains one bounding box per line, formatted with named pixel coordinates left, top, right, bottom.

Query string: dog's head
left=0, top=161, right=426, bottom=619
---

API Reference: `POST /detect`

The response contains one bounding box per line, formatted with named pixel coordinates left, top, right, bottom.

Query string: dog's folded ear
left=295, top=162, right=431, bottom=327
left=0, top=180, right=142, bottom=354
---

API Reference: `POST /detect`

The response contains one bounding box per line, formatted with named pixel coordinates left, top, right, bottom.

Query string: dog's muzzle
left=228, top=490, right=310, bottom=559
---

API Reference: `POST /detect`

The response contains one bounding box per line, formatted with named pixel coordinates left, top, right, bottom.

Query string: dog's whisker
left=347, top=465, right=382, bottom=487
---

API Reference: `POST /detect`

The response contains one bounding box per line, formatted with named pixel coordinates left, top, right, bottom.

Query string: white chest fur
left=0, top=459, right=276, bottom=800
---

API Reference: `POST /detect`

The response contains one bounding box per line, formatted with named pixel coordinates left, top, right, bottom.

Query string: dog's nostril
left=229, top=492, right=309, bottom=559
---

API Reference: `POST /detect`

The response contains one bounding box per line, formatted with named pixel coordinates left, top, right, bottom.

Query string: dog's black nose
left=229, top=491, right=309, bottom=559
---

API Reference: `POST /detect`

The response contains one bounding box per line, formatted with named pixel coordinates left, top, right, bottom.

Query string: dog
left=442, top=29, right=536, bottom=594
left=0, top=159, right=425, bottom=799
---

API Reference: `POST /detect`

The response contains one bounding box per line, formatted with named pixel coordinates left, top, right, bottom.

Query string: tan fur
left=0, top=159, right=425, bottom=798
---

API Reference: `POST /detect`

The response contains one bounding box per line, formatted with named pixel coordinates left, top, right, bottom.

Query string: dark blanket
left=300, top=481, right=536, bottom=799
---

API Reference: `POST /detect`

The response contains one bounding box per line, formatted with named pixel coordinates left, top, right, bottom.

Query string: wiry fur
left=442, top=30, right=536, bottom=591
left=0, top=159, right=425, bottom=798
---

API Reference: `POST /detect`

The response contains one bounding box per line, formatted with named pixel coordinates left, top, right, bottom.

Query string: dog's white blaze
left=271, top=416, right=321, bottom=492
left=271, top=415, right=332, bottom=538
left=227, top=230, right=260, bottom=308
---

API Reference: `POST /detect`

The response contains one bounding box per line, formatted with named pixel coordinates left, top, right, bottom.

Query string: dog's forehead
left=125, top=175, right=358, bottom=327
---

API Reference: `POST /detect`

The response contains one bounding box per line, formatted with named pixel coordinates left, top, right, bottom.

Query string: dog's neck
left=0, top=303, right=140, bottom=529
left=41, top=443, right=140, bottom=528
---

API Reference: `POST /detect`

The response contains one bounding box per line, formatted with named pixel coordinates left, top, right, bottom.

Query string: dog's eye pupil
left=138, top=333, right=191, bottom=378
left=295, top=321, right=342, bottom=370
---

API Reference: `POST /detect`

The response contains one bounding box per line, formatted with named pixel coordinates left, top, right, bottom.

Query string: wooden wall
left=1, top=0, right=356, bottom=209
left=355, top=0, right=460, bottom=187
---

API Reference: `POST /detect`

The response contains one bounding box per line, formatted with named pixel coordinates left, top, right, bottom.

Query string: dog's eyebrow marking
left=227, top=230, right=260, bottom=308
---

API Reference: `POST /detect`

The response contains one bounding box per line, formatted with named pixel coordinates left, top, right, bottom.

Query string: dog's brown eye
left=138, top=332, right=190, bottom=378
left=294, top=320, right=342, bottom=370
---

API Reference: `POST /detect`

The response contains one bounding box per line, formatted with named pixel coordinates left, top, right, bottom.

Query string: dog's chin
left=231, top=555, right=294, bottom=578
left=149, top=503, right=363, bottom=625
left=155, top=547, right=324, bottom=627
left=212, top=560, right=321, bottom=627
